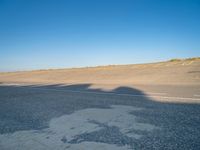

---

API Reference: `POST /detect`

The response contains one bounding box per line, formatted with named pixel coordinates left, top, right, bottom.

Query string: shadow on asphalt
left=0, top=84, right=200, bottom=149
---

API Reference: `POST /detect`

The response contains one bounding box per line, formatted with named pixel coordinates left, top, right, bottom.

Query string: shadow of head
left=27, top=83, right=145, bottom=95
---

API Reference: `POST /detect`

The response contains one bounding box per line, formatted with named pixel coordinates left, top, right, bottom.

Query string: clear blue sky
left=0, top=0, right=200, bottom=71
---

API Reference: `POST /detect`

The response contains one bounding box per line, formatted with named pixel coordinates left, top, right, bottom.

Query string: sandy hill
left=0, top=58, right=200, bottom=85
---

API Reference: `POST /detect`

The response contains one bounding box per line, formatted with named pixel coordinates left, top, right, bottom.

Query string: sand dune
left=0, top=58, right=200, bottom=85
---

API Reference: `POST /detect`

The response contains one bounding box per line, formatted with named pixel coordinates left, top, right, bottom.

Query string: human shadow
left=0, top=83, right=200, bottom=149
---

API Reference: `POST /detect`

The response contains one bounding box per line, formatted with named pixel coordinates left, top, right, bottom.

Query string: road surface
left=0, top=83, right=200, bottom=150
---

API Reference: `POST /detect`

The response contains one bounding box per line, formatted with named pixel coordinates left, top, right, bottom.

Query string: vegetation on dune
left=169, top=57, right=200, bottom=62
left=186, top=57, right=200, bottom=61
left=169, top=58, right=182, bottom=62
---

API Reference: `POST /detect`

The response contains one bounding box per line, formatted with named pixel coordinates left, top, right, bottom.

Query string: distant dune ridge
left=0, top=58, right=200, bottom=85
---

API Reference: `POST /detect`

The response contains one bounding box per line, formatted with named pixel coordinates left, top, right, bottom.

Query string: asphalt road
left=0, top=84, right=200, bottom=150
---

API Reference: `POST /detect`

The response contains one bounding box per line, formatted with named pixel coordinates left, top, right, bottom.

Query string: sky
left=0, top=0, right=200, bottom=71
